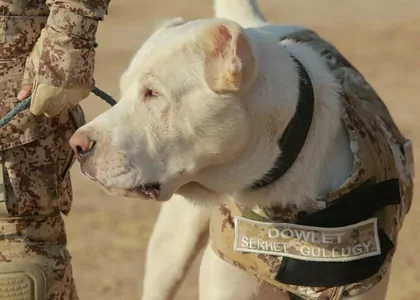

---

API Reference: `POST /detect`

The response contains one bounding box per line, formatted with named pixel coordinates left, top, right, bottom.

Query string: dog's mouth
left=100, top=182, right=162, bottom=200
left=80, top=164, right=163, bottom=200
left=127, top=183, right=162, bottom=199
left=79, top=164, right=162, bottom=199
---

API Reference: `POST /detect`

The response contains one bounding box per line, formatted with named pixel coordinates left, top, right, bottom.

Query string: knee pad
left=0, top=263, right=46, bottom=300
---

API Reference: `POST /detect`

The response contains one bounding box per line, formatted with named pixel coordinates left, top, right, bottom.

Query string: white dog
left=69, top=0, right=413, bottom=299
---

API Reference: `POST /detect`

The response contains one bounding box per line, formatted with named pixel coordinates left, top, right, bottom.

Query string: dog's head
left=70, top=18, right=267, bottom=201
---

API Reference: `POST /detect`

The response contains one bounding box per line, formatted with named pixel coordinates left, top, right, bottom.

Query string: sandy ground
left=65, top=1, right=420, bottom=299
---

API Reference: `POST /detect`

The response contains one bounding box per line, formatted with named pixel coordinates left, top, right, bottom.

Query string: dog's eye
left=145, top=88, right=160, bottom=98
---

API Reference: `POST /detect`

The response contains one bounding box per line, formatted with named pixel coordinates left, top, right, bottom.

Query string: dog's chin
left=99, top=181, right=218, bottom=203
left=100, top=184, right=164, bottom=200
left=80, top=166, right=215, bottom=202
left=79, top=166, right=166, bottom=201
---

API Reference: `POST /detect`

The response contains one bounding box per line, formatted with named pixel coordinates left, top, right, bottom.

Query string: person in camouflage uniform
left=0, top=0, right=110, bottom=299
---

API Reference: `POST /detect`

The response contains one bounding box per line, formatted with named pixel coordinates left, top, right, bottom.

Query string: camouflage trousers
left=0, top=46, right=84, bottom=299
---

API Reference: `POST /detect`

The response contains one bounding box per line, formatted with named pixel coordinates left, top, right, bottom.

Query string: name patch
left=233, top=216, right=381, bottom=262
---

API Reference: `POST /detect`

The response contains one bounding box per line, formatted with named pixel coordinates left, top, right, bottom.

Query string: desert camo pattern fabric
left=25, top=0, right=111, bottom=117
left=210, top=28, right=414, bottom=300
left=0, top=0, right=109, bottom=299
left=0, top=0, right=110, bottom=149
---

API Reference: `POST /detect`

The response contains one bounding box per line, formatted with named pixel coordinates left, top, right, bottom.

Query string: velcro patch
left=234, top=216, right=381, bottom=262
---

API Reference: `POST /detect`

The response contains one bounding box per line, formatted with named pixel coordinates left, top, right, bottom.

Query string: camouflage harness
left=210, top=29, right=414, bottom=300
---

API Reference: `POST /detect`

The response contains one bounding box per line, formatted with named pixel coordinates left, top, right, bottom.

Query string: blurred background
left=68, top=0, right=420, bottom=299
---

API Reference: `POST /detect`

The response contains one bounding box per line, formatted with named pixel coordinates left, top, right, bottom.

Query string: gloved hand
left=17, top=3, right=103, bottom=118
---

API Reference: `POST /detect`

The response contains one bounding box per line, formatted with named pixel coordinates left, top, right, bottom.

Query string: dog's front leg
left=199, top=244, right=291, bottom=300
left=199, top=244, right=258, bottom=300
left=141, top=194, right=212, bottom=300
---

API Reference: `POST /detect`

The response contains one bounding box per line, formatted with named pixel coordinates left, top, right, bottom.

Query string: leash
left=0, top=86, right=117, bottom=129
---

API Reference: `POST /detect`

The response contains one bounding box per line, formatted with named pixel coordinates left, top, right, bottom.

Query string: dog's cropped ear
left=154, top=17, right=186, bottom=33
left=200, top=19, right=258, bottom=96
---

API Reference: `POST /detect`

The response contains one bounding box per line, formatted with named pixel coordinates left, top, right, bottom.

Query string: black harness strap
left=296, top=179, right=401, bottom=228
left=274, top=179, right=400, bottom=288
left=276, top=230, right=393, bottom=288
left=248, top=55, right=314, bottom=190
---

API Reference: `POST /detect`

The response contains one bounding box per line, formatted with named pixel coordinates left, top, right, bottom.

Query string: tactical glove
left=21, top=1, right=110, bottom=117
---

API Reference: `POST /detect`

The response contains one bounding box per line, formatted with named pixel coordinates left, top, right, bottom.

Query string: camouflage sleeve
left=45, top=0, right=111, bottom=42
left=22, top=0, right=112, bottom=117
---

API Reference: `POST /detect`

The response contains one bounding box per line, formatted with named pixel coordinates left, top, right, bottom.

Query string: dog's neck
left=196, top=36, right=354, bottom=211
left=247, top=55, right=315, bottom=191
